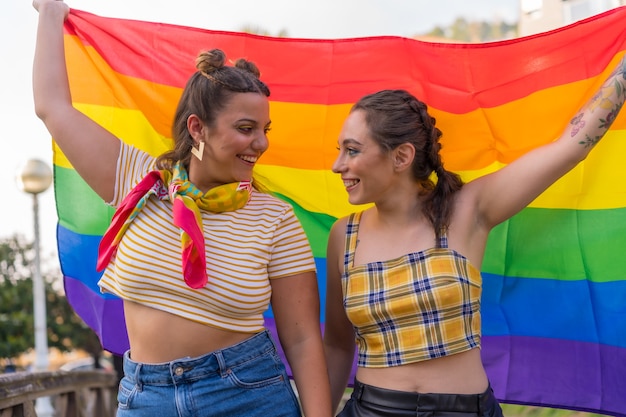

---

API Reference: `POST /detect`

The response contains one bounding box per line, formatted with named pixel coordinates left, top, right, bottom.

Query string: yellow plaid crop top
left=342, top=211, right=482, bottom=367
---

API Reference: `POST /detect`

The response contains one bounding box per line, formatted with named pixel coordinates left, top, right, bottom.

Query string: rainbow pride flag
left=56, top=7, right=626, bottom=416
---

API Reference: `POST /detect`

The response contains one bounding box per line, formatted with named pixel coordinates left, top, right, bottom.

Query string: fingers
left=33, top=0, right=68, bottom=14
left=33, top=0, right=69, bottom=19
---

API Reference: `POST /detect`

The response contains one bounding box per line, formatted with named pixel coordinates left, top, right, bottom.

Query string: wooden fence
left=0, top=370, right=117, bottom=417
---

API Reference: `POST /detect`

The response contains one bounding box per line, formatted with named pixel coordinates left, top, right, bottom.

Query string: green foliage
left=423, top=17, right=518, bottom=42
left=501, top=403, right=607, bottom=417
left=0, top=235, right=102, bottom=361
left=240, top=24, right=288, bottom=37
left=0, top=235, right=33, bottom=358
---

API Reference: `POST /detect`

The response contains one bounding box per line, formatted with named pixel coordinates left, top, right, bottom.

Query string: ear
left=392, top=143, right=415, bottom=171
left=187, top=114, right=205, bottom=141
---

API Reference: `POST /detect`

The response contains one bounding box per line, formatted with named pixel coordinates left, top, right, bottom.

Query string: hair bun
left=234, top=58, right=261, bottom=78
left=195, top=49, right=226, bottom=73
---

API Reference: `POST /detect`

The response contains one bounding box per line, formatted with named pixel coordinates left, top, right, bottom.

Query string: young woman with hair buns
left=32, top=1, right=332, bottom=415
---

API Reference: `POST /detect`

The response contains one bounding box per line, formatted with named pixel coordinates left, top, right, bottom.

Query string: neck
left=373, top=183, right=424, bottom=225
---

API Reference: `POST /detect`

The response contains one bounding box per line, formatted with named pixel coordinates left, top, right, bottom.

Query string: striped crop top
left=98, top=142, right=316, bottom=333
left=342, top=211, right=482, bottom=367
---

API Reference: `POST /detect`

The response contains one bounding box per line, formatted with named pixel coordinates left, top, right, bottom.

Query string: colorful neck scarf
left=97, top=162, right=252, bottom=289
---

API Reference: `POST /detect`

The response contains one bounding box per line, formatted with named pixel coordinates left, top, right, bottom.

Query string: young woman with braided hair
left=324, top=55, right=626, bottom=416
left=32, top=0, right=332, bottom=415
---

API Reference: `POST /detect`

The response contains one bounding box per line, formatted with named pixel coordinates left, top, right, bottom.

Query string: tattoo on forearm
left=607, top=55, right=626, bottom=80
left=570, top=113, right=585, bottom=137
left=598, top=105, right=620, bottom=129
left=579, top=133, right=601, bottom=148
left=613, top=55, right=626, bottom=80
left=571, top=59, right=626, bottom=147
left=589, top=80, right=621, bottom=113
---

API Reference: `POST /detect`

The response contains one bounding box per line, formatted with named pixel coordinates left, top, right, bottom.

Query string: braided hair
left=351, top=89, right=464, bottom=246
left=156, top=49, right=270, bottom=171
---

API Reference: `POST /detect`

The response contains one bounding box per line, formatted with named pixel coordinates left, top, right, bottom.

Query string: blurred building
left=519, top=0, right=626, bottom=36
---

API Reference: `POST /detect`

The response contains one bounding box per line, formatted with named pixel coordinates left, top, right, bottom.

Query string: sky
left=0, top=0, right=520, bottom=267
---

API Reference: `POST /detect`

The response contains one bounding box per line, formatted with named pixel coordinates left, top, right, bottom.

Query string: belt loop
left=215, top=350, right=228, bottom=377
left=134, top=363, right=143, bottom=391
left=355, top=380, right=364, bottom=401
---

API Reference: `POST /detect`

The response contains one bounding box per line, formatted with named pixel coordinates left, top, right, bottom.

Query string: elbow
left=33, top=82, right=74, bottom=128
left=323, top=331, right=355, bottom=357
left=572, top=152, right=587, bottom=166
left=33, top=99, right=48, bottom=123
left=34, top=105, right=56, bottom=137
left=33, top=98, right=58, bottom=127
left=34, top=109, right=59, bottom=140
left=33, top=99, right=74, bottom=136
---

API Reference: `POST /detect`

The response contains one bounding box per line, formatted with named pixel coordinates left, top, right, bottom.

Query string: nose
left=332, top=152, right=344, bottom=174
left=251, top=131, right=269, bottom=153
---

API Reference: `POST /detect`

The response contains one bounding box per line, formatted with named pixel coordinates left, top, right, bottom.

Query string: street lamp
left=16, top=158, right=54, bottom=417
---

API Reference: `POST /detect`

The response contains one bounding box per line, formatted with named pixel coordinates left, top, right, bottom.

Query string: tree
left=0, top=234, right=102, bottom=363
left=422, top=17, right=518, bottom=42
left=239, top=24, right=288, bottom=37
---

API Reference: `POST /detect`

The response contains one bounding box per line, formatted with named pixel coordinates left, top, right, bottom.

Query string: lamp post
left=16, top=158, right=54, bottom=417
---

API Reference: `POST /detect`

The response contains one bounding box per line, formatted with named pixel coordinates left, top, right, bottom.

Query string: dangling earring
left=191, top=141, right=205, bottom=161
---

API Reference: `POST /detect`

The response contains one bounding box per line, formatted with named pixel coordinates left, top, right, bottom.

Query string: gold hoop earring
left=191, top=141, right=205, bottom=161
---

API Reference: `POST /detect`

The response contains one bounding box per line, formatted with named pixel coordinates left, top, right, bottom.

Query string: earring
left=191, top=141, right=205, bottom=161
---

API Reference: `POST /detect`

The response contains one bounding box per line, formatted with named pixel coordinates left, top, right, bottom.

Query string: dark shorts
left=338, top=379, right=504, bottom=417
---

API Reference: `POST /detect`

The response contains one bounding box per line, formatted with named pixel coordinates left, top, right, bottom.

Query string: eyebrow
left=234, top=118, right=272, bottom=127
left=339, top=138, right=361, bottom=146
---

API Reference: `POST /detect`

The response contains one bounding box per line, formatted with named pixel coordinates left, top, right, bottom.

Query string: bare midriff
left=123, top=300, right=255, bottom=363
left=356, top=348, right=489, bottom=394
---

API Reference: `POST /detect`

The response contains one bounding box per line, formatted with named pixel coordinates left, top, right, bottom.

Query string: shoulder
left=246, top=191, right=297, bottom=224
left=118, top=141, right=159, bottom=179
left=331, top=215, right=350, bottom=234
left=326, top=214, right=356, bottom=264
left=249, top=190, right=291, bottom=208
left=328, top=213, right=355, bottom=244
left=250, top=189, right=290, bottom=202
left=120, top=140, right=155, bottom=162
left=332, top=209, right=365, bottom=232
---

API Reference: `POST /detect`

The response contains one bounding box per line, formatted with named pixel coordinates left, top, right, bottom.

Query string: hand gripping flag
left=55, top=7, right=626, bottom=416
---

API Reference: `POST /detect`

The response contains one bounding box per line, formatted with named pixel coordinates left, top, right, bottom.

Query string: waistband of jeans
left=123, top=330, right=275, bottom=383
left=353, top=379, right=496, bottom=412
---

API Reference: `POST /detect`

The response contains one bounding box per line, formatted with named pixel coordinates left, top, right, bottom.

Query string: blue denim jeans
left=116, top=330, right=301, bottom=417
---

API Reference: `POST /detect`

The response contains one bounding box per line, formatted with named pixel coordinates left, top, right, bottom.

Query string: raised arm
left=471, top=55, right=626, bottom=229
left=32, top=0, right=120, bottom=201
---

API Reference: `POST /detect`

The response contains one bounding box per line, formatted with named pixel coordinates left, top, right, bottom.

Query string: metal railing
left=0, top=370, right=117, bottom=417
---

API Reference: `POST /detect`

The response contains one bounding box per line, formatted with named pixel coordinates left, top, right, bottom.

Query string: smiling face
left=332, top=109, right=397, bottom=205
left=188, top=92, right=271, bottom=191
